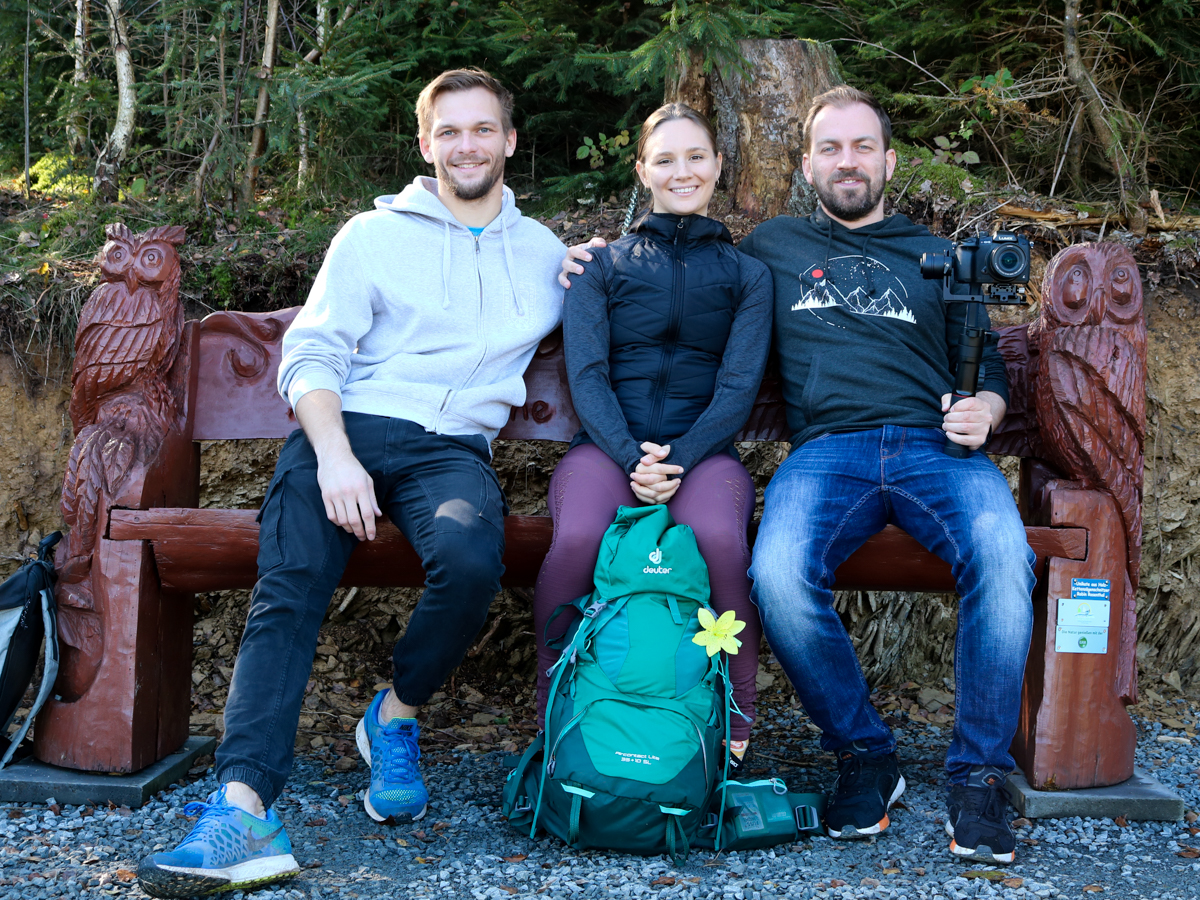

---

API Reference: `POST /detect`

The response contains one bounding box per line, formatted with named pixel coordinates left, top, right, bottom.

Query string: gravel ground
left=2, top=693, right=1197, bottom=900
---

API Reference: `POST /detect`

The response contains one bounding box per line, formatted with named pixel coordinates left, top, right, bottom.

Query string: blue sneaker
left=137, top=786, right=299, bottom=898
left=356, top=689, right=429, bottom=823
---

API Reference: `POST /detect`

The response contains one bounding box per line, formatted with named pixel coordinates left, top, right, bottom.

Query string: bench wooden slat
left=109, top=508, right=1085, bottom=595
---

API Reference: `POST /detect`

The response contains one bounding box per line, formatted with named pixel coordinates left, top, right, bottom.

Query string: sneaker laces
left=957, top=777, right=1006, bottom=825
left=833, top=753, right=866, bottom=797
left=176, top=787, right=234, bottom=849
left=377, top=723, right=421, bottom=783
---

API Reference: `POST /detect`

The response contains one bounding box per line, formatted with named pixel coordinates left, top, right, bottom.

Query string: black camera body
left=920, top=231, right=1030, bottom=307
left=920, top=231, right=1031, bottom=292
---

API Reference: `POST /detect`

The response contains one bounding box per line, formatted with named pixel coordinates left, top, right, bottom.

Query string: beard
left=813, top=167, right=886, bottom=222
left=435, top=153, right=506, bottom=202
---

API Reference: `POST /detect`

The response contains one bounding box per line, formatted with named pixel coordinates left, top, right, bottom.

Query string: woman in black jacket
left=533, top=103, right=774, bottom=761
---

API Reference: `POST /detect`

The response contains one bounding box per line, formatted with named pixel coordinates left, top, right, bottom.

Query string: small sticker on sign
left=1055, top=626, right=1109, bottom=654
left=1057, top=597, right=1111, bottom=629
left=1071, top=578, right=1111, bottom=601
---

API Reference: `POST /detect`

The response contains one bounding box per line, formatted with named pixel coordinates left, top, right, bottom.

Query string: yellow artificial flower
left=692, top=607, right=746, bottom=657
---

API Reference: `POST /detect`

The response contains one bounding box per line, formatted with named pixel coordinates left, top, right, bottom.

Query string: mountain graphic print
left=791, top=254, right=916, bottom=326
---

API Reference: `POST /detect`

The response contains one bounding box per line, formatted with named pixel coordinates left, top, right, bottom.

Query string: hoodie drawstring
left=819, top=213, right=877, bottom=297
left=860, top=232, right=875, bottom=297
left=501, top=223, right=525, bottom=316
left=441, top=221, right=452, bottom=309
left=821, top=215, right=836, bottom=286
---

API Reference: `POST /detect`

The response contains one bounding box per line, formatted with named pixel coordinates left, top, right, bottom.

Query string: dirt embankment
left=2, top=283, right=1198, bottom=695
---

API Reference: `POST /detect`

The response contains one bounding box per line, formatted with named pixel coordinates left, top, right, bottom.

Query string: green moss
left=889, top=140, right=981, bottom=204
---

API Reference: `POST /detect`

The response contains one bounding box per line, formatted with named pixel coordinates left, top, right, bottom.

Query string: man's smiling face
left=802, top=101, right=897, bottom=228
left=419, top=86, right=516, bottom=203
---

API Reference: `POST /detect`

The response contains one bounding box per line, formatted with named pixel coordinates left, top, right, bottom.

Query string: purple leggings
left=533, top=443, right=762, bottom=741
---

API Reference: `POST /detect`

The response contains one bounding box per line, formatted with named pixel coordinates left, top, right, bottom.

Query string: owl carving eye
left=142, top=248, right=162, bottom=267
left=1105, top=263, right=1142, bottom=323
left=1064, top=266, right=1090, bottom=309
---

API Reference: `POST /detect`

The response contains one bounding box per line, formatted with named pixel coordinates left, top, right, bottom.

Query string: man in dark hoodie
left=737, top=86, right=1035, bottom=864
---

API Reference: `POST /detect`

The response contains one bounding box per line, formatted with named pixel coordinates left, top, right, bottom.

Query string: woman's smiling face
left=635, top=117, right=722, bottom=218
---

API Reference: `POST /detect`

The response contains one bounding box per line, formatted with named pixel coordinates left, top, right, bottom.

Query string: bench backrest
left=191, top=307, right=1036, bottom=452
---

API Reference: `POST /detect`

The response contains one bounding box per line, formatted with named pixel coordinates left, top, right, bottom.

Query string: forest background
left=2, top=0, right=1200, bottom=720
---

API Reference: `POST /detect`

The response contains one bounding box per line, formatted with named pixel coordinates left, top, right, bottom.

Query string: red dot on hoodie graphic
left=812, top=269, right=824, bottom=279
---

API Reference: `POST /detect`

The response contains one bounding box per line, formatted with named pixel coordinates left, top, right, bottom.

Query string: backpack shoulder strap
left=0, top=585, right=59, bottom=769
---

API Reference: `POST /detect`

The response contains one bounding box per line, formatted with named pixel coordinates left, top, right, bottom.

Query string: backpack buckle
left=583, top=601, right=607, bottom=619
left=794, top=804, right=820, bottom=832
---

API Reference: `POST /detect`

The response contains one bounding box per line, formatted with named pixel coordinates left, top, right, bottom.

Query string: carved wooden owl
left=1034, top=242, right=1145, bottom=696
left=69, top=223, right=187, bottom=430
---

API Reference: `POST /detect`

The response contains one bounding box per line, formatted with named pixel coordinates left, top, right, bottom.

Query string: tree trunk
left=67, top=0, right=89, bottom=156
left=664, top=47, right=711, bottom=118
left=241, top=0, right=281, bottom=207
left=675, top=39, right=841, bottom=219
left=1062, top=0, right=1145, bottom=211
left=93, top=0, right=136, bottom=202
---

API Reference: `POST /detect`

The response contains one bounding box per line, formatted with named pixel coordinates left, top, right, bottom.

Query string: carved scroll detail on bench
left=1033, top=243, right=1145, bottom=704
left=55, top=224, right=188, bottom=699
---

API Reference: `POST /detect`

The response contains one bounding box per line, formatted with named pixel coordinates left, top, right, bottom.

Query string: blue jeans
left=749, top=426, right=1035, bottom=784
left=216, top=414, right=506, bottom=807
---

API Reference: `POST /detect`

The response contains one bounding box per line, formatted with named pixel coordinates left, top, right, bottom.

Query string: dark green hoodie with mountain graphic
left=738, top=208, right=1010, bottom=449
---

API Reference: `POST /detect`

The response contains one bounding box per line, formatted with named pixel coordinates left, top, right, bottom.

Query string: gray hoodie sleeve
left=665, top=253, right=774, bottom=473
left=563, top=250, right=645, bottom=475
left=277, top=218, right=374, bottom=408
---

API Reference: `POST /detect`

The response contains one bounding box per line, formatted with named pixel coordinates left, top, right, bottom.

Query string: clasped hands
left=631, top=441, right=683, bottom=505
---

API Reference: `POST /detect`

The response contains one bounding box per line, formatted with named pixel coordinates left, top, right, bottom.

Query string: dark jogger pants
left=216, top=413, right=506, bottom=807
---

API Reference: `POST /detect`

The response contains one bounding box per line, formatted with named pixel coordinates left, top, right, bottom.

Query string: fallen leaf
left=882, top=867, right=901, bottom=874
left=396, top=839, right=408, bottom=847
left=914, top=867, right=926, bottom=876
left=651, top=876, right=677, bottom=886
left=687, top=877, right=700, bottom=883
left=1186, top=810, right=1198, bottom=823
left=499, top=888, right=517, bottom=895
left=414, top=857, right=428, bottom=864
left=1003, top=877, right=1024, bottom=888
left=338, top=796, right=350, bottom=807
left=1011, top=818, right=1031, bottom=828
left=302, top=860, right=323, bottom=869
left=830, top=880, right=847, bottom=888
left=6, top=810, right=24, bottom=819
left=1082, top=886, right=1104, bottom=893
left=1115, top=815, right=1129, bottom=828
left=1177, top=847, right=1199, bottom=858
left=305, top=818, right=327, bottom=827
left=860, top=877, right=881, bottom=887
left=48, top=804, right=61, bottom=815
left=964, top=870, right=1006, bottom=881
left=115, top=870, right=136, bottom=883
left=503, top=854, right=527, bottom=862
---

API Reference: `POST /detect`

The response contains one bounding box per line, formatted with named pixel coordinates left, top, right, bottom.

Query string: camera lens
left=989, top=245, right=1028, bottom=279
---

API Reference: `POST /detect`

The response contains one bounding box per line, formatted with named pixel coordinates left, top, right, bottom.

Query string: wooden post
left=36, top=226, right=200, bottom=772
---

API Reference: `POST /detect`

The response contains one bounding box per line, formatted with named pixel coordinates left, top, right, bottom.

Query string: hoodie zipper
left=434, top=232, right=490, bottom=431
left=645, top=218, right=687, bottom=443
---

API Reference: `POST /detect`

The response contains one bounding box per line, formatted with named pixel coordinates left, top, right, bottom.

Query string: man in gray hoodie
left=138, top=69, right=566, bottom=899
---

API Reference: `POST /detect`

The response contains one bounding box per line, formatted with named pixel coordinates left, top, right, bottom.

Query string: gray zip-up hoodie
left=278, top=177, right=566, bottom=442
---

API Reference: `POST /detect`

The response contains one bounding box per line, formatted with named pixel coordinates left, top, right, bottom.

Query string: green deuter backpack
left=503, top=505, right=725, bottom=861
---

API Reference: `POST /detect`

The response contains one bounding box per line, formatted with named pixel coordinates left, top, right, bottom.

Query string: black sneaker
left=825, top=742, right=905, bottom=838
left=946, top=766, right=1017, bottom=864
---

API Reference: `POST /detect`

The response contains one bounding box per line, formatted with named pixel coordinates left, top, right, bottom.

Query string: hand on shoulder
left=558, top=236, right=608, bottom=289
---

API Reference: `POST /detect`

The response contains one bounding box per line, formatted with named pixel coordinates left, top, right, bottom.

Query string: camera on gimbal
left=920, top=232, right=1031, bottom=304
left=919, top=231, right=1032, bottom=458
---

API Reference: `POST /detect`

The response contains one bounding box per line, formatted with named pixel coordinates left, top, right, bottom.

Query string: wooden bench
left=36, top=228, right=1145, bottom=798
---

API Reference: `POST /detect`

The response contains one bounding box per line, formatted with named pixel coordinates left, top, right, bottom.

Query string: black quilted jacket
left=563, top=212, right=774, bottom=475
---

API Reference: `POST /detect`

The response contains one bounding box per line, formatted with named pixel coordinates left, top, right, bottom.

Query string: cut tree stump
left=671, top=39, right=842, bottom=218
